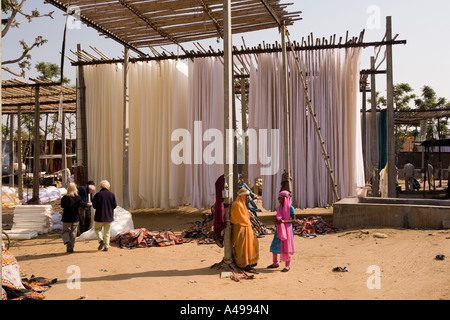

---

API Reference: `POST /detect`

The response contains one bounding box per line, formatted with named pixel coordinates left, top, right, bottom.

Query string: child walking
left=267, top=191, right=296, bottom=272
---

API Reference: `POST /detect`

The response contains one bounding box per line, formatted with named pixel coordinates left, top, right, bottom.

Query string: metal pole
left=222, top=0, right=234, bottom=265
left=386, top=16, right=396, bottom=197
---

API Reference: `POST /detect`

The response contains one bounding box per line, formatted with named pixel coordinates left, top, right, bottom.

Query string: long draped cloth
left=230, top=189, right=259, bottom=268
left=213, top=175, right=225, bottom=245
left=272, top=191, right=295, bottom=261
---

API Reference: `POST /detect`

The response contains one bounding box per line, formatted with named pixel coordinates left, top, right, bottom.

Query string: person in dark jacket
left=92, top=180, right=117, bottom=252
left=77, top=180, right=96, bottom=234
left=61, top=182, right=83, bottom=253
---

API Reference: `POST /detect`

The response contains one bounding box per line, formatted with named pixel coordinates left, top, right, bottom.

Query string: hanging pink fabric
left=276, top=191, right=295, bottom=261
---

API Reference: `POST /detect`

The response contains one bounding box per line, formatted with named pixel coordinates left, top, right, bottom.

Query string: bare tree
left=1, top=0, right=54, bottom=77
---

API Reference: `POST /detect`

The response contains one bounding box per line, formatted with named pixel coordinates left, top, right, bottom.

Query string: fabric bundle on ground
left=2, top=243, right=56, bottom=300
left=182, top=220, right=215, bottom=245
left=248, top=48, right=365, bottom=210
left=77, top=206, right=134, bottom=240
left=112, top=228, right=185, bottom=249
left=293, top=215, right=335, bottom=238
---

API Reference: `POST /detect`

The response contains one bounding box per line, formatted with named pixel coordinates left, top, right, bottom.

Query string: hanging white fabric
left=248, top=47, right=365, bottom=210
left=184, top=57, right=224, bottom=210
left=83, top=60, right=189, bottom=210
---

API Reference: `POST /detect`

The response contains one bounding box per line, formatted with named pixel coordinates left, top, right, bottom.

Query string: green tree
left=35, top=61, right=71, bottom=84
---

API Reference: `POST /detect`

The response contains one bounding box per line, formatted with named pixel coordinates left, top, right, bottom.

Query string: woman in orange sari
left=230, top=188, right=259, bottom=273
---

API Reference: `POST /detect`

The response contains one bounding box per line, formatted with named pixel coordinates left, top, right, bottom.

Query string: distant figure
left=427, top=163, right=435, bottom=190
left=92, top=180, right=117, bottom=252
left=404, top=160, right=415, bottom=191
left=77, top=180, right=96, bottom=234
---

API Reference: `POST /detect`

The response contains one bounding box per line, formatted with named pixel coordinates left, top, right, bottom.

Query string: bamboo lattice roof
left=47, top=0, right=302, bottom=55
left=1, top=79, right=76, bottom=114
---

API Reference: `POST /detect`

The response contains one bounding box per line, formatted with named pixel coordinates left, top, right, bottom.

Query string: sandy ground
left=2, top=202, right=449, bottom=301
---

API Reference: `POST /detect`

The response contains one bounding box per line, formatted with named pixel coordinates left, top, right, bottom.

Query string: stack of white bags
left=22, top=186, right=67, bottom=204
left=5, top=205, right=53, bottom=239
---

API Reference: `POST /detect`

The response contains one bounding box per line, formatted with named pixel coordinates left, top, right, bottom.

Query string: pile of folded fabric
left=2, top=243, right=57, bottom=300
left=112, top=228, right=185, bottom=249
left=5, top=205, right=53, bottom=239
left=294, top=215, right=335, bottom=238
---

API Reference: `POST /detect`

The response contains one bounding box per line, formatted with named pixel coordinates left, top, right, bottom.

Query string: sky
left=2, top=0, right=450, bottom=102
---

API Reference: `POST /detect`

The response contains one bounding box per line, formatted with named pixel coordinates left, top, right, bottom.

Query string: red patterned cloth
left=112, top=228, right=185, bottom=249
left=2, top=243, right=56, bottom=300
left=294, top=216, right=335, bottom=238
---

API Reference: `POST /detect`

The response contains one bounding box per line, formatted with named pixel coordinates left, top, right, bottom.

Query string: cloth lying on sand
left=294, top=215, right=335, bottom=238
left=2, top=243, right=56, bottom=300
left=182, top=219, right=216, bottom=245
left=112, top=228, right=185, bottom=249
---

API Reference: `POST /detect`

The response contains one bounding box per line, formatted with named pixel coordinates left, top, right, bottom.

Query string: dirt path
left=3, top=205, right=449, bottom=300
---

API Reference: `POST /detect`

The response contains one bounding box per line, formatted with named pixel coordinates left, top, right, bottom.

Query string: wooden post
left=370, top=56, right=379, bottom=196
left=362, top=89, right=367, bottom=180
left=61, top=112, right=67, bottom=188
left=240, top=74, right=248, bottom=184
left=76, top=44, right=88, bottom=183
left=122, top=46, right=130, bottom=210
left=31, top=86, right=41, bottom=204
left=281, top=22, right=291, bottom=191
left=9, top=114, right=14, bottom=188
left=17, top=106, right=23, bottom=200
left=386, top=16, right=396, bottom=198
left=223, top=0, right=234, bottom=265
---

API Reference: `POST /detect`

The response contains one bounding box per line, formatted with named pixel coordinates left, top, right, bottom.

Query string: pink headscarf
left=275, top=190, right=295, bottom=260
left=277, top=190, right=291, bottom=221
left=276, top=191, right=291, bottom=241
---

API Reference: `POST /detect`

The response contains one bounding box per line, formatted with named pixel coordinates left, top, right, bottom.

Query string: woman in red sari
left=230, top=188, right=259, bottom=273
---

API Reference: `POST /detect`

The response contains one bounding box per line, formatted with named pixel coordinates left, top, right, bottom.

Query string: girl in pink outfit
left=267, top=191, right=296, bottom=272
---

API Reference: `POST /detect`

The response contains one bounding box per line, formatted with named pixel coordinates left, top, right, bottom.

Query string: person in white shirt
left=404, top=160, right=415, bottom=191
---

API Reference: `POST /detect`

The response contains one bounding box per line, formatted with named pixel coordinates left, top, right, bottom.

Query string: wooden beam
left=119, top=0, right=189, bottom=55
left=70, top=39, right=408, bottom=67
left=260, top=0, right=282, bottom=26
left=196, top=0, right=224, bottom=38
left=46, top=0, right=146, bottom=56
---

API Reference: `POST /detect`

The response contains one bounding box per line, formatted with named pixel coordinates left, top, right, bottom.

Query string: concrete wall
left=333, top=197, right=450, bottom=230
